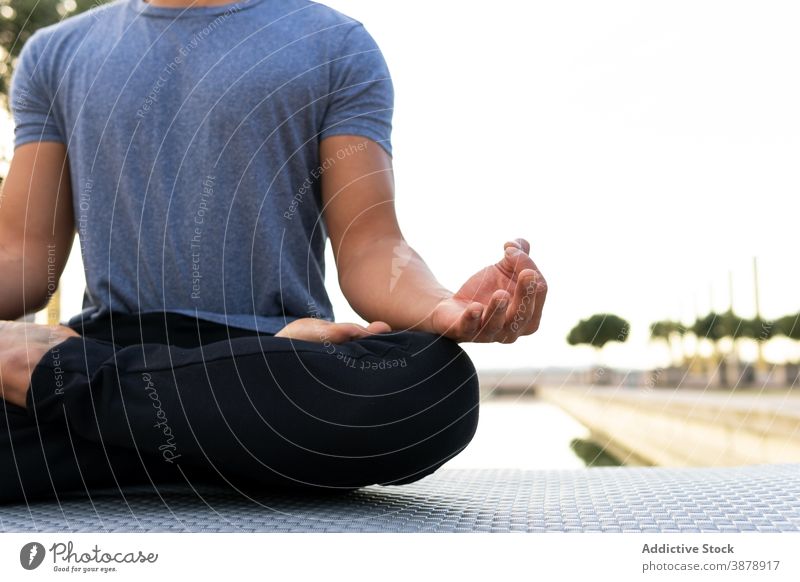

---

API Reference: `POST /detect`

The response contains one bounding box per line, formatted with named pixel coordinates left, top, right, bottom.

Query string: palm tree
left=691, top=312, right=728, bottom=353
left=742, top=316, right=775, bottom=346
left=776, top=312, right=800, bottom=343
left=691, top=311, right=735, bottom=386
left=777, top=312, right=800, bottom=366
left=773, top=313, right=800, bottom=387
left=649, top=319, right=685, bottom=367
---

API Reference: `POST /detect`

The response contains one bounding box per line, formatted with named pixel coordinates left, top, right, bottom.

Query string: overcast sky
left=9, top=0, right=800, bottom=371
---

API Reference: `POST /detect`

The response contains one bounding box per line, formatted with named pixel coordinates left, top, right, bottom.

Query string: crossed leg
left=1, top=313, right=480, bottom=503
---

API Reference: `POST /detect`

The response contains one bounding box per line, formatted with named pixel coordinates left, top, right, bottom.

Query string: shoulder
left=21, top=0, right=125, bottom=54
left=282, top=0, right=368, bottom=42
left=290, top=0, right=363, bottom=26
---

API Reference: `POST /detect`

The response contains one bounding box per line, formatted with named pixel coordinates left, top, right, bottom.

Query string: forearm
left=338, top=236, right=452, bottom=332
left=0, top=241, right=55, bottom=320
left=0, top=142, right=75, bottom=320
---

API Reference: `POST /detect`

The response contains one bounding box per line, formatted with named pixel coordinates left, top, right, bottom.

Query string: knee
left=261, top=331, right=481, bottom=489
left=412, top=332, right=480, bottom=437
left=373, top=332, right=480, bottom=485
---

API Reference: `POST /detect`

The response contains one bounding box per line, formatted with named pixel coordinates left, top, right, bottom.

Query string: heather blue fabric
left=10, top=0, right=393, bottom=332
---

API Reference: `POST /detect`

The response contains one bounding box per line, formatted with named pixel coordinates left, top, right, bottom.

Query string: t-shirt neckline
left=130, top=0, right=267, bottom=18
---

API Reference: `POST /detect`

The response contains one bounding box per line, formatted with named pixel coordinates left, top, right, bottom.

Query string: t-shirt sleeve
left=320, top=23, right=394, bottom=156
left=9, top=31, right=65, bottom=149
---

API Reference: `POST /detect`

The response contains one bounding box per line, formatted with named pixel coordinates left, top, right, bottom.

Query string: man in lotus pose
left=0, top=0, right=546, bottom=502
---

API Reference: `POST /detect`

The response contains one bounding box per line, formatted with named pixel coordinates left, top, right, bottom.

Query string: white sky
left=9, top=0, right=800, bottom=371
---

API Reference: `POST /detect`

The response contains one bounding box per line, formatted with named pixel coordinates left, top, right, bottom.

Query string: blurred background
left=2, top=0, right=799, bottom=471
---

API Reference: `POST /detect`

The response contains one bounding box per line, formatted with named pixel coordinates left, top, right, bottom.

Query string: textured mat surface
left=2, top=465, right=799, bottom=532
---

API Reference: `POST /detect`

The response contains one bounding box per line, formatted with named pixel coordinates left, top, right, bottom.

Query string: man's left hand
left=429, top=238, right=547, bottom=343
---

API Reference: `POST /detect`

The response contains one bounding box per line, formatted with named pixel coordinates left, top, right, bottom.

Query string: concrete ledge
left=540, top=386, right=800, bottom=466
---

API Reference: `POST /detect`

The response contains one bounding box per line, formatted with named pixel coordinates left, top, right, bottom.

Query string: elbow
left=0, top=289, right=51, bottom=321
left=26, top=290, right=53, bottom=315
left=0, top=265, right=57, bottom=321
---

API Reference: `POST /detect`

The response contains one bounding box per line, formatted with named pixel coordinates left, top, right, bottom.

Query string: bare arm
left=321, top=135, right=547, bottom=343
left=320, top=136, right=449, bottom=332
left=0, top=142, right=74, bottom=319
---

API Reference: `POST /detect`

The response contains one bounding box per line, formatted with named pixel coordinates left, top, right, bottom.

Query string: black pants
left=0, top=313, right=479, bottom=504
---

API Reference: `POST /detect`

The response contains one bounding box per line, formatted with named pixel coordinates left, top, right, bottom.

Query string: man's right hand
left=274, top=318, right=391, bottom=344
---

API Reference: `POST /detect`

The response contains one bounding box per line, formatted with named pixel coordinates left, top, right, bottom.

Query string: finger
left=441, top=301, right=483, bottom=341
left=274, top=319, right=373, bottom=343
left=498, top=245, right=538, bottom=279
left=322, top=322, right=372, bottom=343
left=338, top=323, right=375, bottom=342
left=430, top=300, right=482, bottom=340
left=366, top=321, right=392, bottom=334
left=456, top=302, right=485, bottom=340
left=525, top=271, right=548, bottom=334
left=503, top=238, right=531, bottom=255
left=504, top=269, right=538, bottom=337
left=475, top=291, right=511, bottom=341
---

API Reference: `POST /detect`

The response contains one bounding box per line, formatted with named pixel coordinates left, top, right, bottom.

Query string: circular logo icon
left=20, top=542, right=46, bottom=570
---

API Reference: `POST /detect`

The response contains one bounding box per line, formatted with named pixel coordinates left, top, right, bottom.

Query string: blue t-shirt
left=10, top=0, right=393, bottom=332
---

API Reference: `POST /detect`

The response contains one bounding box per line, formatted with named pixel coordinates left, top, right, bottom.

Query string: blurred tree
left=691, top=312, right=728, bottom=346
left=718, top=310, right=746, bottom=341
left=776, top=313, right=800, bottom=341
left=567, top=313, right=630, bottom=350
left=694, top=311, right=744, bottom=378
left=649, top=319, right=685, bottom=367
left=0, top=0, right=103, bottom=104
left=742, top=315, right=776, bottom=345
left=690, top=311, right=727, bottom=383
left=649, top=320, right=673, bottom=344
left=776, top=314, right=800, bottom=382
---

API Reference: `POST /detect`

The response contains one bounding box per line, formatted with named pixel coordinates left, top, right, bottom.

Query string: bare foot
left=275, top=318, right=391, bottom=344
left=0, top=321, right=79, bottom=407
